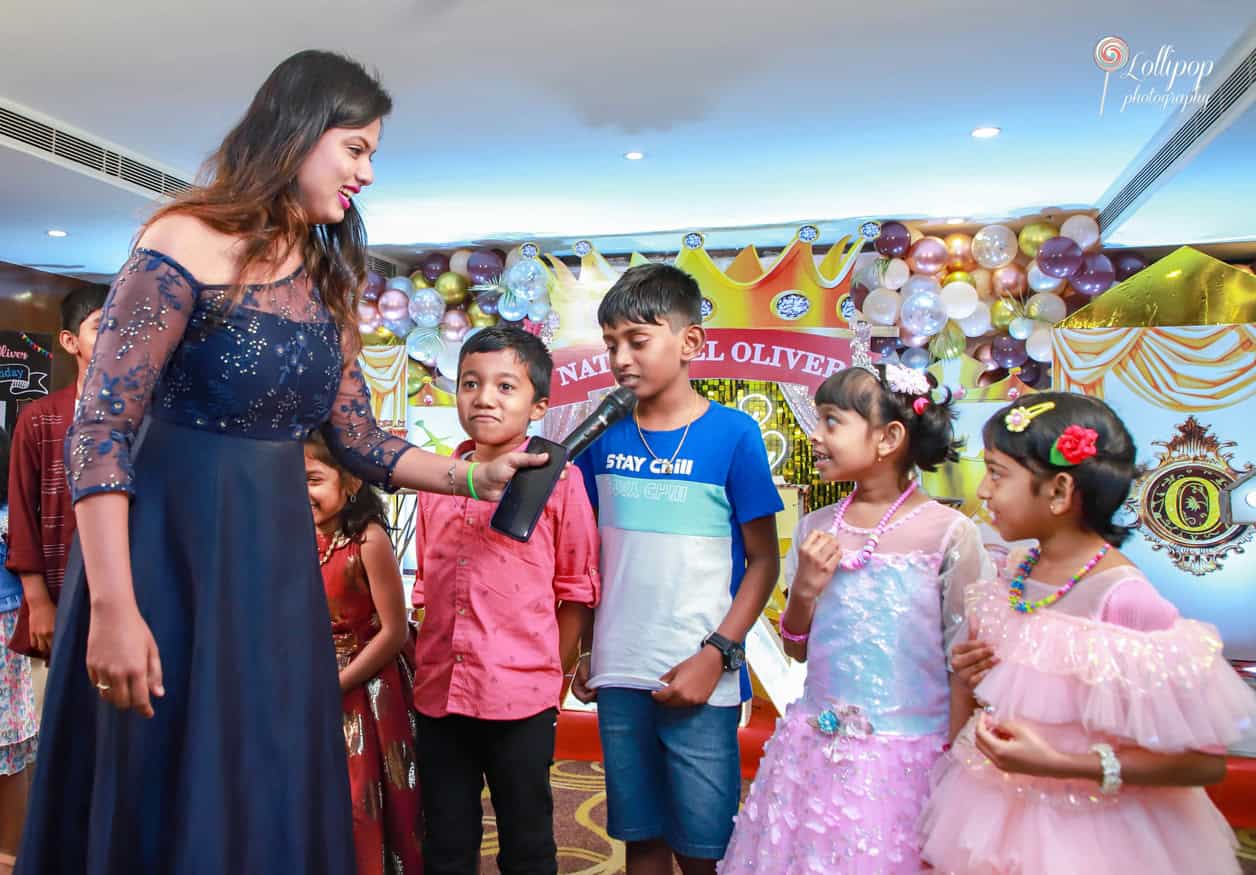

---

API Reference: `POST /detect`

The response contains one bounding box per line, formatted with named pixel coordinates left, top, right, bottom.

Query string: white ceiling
left=1, top=0, right=1254, bottom=279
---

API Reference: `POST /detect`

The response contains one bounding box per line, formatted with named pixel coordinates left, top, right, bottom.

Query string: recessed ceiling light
left=46, top=229, right=68, bottom=237
left=971, top=126, right=1001, bottom=139
left=623, top=151, right=645, bottom=161
left=945, top=217, right=966, bottom=225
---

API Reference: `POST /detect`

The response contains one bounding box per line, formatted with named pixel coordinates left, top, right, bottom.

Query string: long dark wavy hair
left=145, top=50, right=392, bottom=339
left=305, top=432, right=389, bottom=543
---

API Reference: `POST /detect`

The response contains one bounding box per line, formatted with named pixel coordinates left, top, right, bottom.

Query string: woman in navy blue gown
left=16, top=50, right=544, bottom=875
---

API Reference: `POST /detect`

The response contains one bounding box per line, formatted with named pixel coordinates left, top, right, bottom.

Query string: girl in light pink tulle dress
left=721, top=364, right=989, bottom=875
left=922, top=393, right=1256, bottom=875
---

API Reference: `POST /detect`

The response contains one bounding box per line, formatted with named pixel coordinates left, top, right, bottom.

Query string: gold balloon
left=407, top=362, right=432, bottom=396
left=990, top=298, right=1017, bottom=331
left=434, top=271, right=470, bottom=306
left=467, top=301, right=498, bottom=328
left=944, top=233, right=977, bottom=271
left=943, top=270, right=973, bottom=287
left=364, top=325, right=400, bottom=347
left=929, top=320, right=967, bottom=360
left=1018, top=222, right=1059, bottom=259
left=409, top=271, right=431, bottom=289
left=970, top=268, right=993, bottom=299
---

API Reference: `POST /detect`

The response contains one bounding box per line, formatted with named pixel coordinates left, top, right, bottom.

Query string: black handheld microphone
left=559, top=387, right=638, bottom=456
left=490, top=387, right=638, bottom=542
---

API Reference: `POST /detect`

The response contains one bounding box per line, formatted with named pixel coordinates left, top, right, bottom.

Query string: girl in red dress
left=306, top=433, right=423, bottom=875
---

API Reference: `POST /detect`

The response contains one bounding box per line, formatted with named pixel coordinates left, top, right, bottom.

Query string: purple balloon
left=363, top=271, right=385, bottom=303
left=1036, top=236, right=1084, bottom=279
left=1016, top=359, right=1042, bottom=387
left=875, top=221, right=911, bottom=258
left=1072, top=253, right=1116, bottom=296
left=1112, top=251, right=1148, bottom=282
left=420, top=252, right=451, bottom=284
left=992, top=335, right=1028, bottom=369
left=475, top=291, right=500, bottom=316
left=467, top=249, right=505, bottom=285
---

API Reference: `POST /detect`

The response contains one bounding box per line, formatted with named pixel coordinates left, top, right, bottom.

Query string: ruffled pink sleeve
left=1100, top=576, right=1179, bottom=631
left=969, top=574, right=1256, bottom=752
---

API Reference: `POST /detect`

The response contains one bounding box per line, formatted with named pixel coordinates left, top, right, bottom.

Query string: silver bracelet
left=1089, top=743, right=1122, bottom=795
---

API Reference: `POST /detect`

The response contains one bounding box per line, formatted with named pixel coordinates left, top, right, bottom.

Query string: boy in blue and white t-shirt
left=573, top=264, right=782, bottom=873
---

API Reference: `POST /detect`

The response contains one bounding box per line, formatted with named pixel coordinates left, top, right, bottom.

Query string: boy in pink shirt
left=411, top=326, right=599, bottom=874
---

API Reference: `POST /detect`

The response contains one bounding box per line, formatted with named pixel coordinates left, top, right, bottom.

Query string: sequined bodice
left=151, top=290, right=341, bottom=440
left=804, top=550, right=950, bottom=735
left=67, top=248, right=411, bottom=501
left=787, top=501, right=987, bottom=737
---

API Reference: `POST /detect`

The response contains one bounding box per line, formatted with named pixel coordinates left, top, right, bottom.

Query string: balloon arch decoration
left=357, top=214, right=1153, bottom=521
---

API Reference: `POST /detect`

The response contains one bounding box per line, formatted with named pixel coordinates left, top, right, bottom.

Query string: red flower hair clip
left=1051, top=425, right=1099, bottom=466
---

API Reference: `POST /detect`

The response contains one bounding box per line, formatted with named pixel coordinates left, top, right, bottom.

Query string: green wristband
left=466, top=462, right=480, bottom=501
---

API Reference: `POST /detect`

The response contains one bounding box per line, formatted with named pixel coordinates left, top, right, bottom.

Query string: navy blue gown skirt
left=16, top=419, right=355, bottom=874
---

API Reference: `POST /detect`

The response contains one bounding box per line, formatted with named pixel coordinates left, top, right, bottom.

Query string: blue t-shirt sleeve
left=575, top=446, right=599, bottom=514
left=726, top=418, right=784, bottom=525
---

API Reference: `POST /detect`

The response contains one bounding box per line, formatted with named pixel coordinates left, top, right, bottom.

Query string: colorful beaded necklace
left=829, top=481, right=918, bottom=571
left=1008, top=542, right=1110, bottom=613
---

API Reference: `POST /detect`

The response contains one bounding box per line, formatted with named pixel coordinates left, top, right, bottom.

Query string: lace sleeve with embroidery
left=319, top=338, right=413, bottom=490
left=938, top=513, right=993, bottom=657
left=66, top=250, right=198, bottom=502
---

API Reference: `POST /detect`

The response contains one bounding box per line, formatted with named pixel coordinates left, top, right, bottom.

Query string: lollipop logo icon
left=1094, top=36, right=1129, bottom=116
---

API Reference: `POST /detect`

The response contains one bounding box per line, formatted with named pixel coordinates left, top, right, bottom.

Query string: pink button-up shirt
left=412, top=441, right=600, bottom=720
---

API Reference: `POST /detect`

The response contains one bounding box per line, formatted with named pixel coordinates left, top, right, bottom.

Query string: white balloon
left=972, top=225, right=1018, bottom=269
left=900, top=274, right=941, bottom=300
left=1009, top=316, right=1036, bottom=341
left=863, top=288, right=901, bottom=326
left=957, top=301, right=992, bottom=337
left=882, top=258, right=911, bottom=290
left=901, top=347, right=930, bottom=370
left=1026, top=326, right=1054, bottom=362
left=1026, top=259, right=1065, bottom=293
left=436, top=339, right=461, bottom=377
left=449, top=248, right=474, bottom=279
left=900, top=290, right=948, bottom=337
left=387, top=276, right=415, bottom=293
left=1060, top=215, right=1101, bottom=252
left=408, top=288, right=446, bottom=329
left=1026, top=292, right=1067, bottom=324
left=941, top=282, right=979, bottom=319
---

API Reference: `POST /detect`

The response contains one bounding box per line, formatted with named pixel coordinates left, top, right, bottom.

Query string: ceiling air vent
left=1099, top=43, right=1256, bottom=232
left=368, top=256, right=398, bottom=278
left=0, top=103, right=192, bottom=198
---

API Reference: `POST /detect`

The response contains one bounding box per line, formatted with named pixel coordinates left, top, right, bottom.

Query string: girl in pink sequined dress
left=923, top=393, right=1256, bottom=875
left=720, top=364, right=990, bottom=875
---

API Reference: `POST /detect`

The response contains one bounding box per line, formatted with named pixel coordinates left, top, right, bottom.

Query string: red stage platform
left=556, top=702, right=1256, bottom=826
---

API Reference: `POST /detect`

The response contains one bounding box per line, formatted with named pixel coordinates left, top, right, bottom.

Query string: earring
left=349, top=493, right=357, bottom=504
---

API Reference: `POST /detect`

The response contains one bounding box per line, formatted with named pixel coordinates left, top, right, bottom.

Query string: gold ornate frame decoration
left=1125, top=416, right=1254, bottom=576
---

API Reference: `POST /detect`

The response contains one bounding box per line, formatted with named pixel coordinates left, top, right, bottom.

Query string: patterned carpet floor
left=474, top=760, right=1256, bottom=874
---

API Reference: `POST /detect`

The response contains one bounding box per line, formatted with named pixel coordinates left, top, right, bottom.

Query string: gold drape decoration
left=1053, top=326, right=1256, bottom=412
left=358, top=345, right=408, bottom=427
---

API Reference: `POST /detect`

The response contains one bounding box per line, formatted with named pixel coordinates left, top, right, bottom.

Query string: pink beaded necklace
left=829, top=481, right=918, bottom=571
